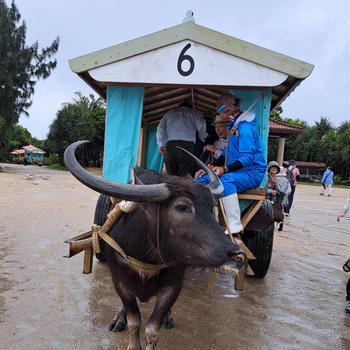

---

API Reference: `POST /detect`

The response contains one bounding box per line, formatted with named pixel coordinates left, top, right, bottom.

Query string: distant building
left=10, top=149, right=26, bottom=164
left=10, top=145, right=45, bottom=166
left=268, top=119, right=304, bottom=165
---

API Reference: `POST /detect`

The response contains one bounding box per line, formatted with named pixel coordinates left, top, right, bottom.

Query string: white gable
left=89, top=40, right=288, bottom=87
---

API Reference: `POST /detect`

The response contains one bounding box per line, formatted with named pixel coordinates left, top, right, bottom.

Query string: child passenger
left=266, top=161, right=291, bottom=231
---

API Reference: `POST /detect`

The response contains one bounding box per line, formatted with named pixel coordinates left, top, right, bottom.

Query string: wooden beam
left=143, top=103, right=179, bottom=118
left=241, top=199, right=265, bottom=228
left=194, top=92, right=217, bottom=105
left=143, top=93, right=192, bottom=112
left=144, top=88, right=190, bottom=104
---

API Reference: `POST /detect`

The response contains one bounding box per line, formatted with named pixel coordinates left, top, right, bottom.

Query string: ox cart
left=65, top=14, right=313, bottom=289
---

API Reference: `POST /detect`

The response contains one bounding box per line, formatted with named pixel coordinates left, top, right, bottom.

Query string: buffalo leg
left=145, top=285, right=182, bottom=350
left=109, top=304, right=174, bottom=331
left=161, top=310, right=175, bottom=329
left=108, top=305, right=127, bottom=332
left=114, top=288, right=142, bottom=350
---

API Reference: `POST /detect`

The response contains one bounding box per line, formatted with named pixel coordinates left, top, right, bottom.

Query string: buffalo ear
left=130, top=167, right=145, bottom=185
left=135, top=175, right=144, bottom=185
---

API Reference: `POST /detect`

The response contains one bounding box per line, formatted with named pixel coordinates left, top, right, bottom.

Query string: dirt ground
left=1, top=163, right=349, bottom=350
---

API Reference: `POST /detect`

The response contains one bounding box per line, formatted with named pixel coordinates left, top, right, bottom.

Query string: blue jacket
left=195, top=111, right=266, bottom=196
left=322, top=169, right=334, bottom=184
left=224, top=112, right=267, bottom=172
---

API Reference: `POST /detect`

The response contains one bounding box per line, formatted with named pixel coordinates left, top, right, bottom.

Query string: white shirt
left=156, top=107, right=207, bottom=147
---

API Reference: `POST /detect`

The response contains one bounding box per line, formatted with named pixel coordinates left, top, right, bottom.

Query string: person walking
left=320, top=166, right=334, bottom=197
left=275, top=165, right=292, bottom=230
left=283, top=159, right=300, bottom=217
left=156, top=99, right=207, bottom=176
left=337, top=197, right=350, bottom=313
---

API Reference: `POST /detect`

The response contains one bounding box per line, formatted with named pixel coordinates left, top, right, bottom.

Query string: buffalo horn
left=176, top=147, right=224, bottom=197
left=64, top=141, right=171, bottom=202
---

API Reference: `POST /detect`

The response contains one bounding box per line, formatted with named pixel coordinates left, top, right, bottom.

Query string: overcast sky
left=10, top=0, right=349, bottom=140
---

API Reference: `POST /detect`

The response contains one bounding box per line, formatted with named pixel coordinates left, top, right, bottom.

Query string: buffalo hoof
left=108, top=311, right=127, bottom=332
left=161, top=310, right=175, bottom=329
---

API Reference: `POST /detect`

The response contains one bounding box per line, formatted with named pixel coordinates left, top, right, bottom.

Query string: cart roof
left=69, top=20, right=313, bottom=123
left=22, top=145, right=46, bottom=154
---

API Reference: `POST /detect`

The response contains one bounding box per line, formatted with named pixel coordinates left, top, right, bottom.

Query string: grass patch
left=46, top=163, right=67, bottom=171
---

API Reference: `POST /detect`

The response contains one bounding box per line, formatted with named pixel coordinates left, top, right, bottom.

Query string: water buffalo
left=64, top=140, right=245, bottom=350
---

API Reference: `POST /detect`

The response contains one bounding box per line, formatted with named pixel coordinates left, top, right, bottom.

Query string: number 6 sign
left=177, top=43, right=195, bottom=76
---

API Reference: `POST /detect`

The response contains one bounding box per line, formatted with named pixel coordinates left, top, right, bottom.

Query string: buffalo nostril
left=233, top=253, right=246, bottom=265
left=227, top=250, right=244, bottom=259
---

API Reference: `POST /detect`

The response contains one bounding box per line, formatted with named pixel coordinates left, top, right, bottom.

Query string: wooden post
left=83, top=247, right=93, bottom=274
left=277, top=137, right=285, bottom=166
left=208, top=271, right=217, bottom=293
left=234, top=261, right=247, bottom=291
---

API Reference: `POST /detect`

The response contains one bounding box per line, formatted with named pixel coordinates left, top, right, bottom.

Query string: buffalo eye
left=175, top=204, right=192, bottom=213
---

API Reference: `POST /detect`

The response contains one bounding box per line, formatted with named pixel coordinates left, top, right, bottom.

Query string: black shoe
left=345, top=303, right=350, bottom=313
left=278, top=223, right=283, bottom=231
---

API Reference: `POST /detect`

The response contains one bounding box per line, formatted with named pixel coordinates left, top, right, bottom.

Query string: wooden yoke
left=64, top=199, right=135, bottom=273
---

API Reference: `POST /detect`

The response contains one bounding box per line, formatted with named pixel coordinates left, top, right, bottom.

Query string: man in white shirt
left=156, top=100, right=207, bottom=176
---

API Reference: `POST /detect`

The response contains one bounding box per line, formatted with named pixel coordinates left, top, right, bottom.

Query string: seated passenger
left=266, top=161, right=285, bottom=202
left=266, top=161, right=289, bottom=228
left=275, top=166, right=292, bottom=211
left=200, top=115, right=228, bottom=167
left=195, top=93, right=267, bottom=234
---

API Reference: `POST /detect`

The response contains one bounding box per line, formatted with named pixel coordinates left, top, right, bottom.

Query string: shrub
left=333, top=175, right=343, bottom=184
left=43, top=153, right=59, bottom=166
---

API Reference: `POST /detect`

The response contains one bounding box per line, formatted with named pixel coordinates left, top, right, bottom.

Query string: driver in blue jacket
left=195, top=93, right=267, bottom=234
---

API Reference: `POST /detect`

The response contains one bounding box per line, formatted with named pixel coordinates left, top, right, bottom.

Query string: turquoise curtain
left=146, top=124, right=163, bottom=172
left=103, top=86, right=144, bottom=183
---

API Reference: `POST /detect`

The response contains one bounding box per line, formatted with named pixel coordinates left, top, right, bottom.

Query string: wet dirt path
left=1, top=163, right=349, bottom=350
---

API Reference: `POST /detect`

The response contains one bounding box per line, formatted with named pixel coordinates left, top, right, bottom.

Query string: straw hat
left=211, top=115, right=228, bottom=125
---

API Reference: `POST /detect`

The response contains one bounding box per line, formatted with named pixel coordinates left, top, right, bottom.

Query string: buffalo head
left=64, top=141, right=244, bottom=269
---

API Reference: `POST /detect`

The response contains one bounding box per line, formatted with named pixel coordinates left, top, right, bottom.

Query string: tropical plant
left=46, top=92, right=105, bottom=166
left=0, top=0, right=59, bottom=143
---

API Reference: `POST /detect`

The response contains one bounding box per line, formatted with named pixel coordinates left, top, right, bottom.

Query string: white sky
left=10, top=0, right=349, bottom=140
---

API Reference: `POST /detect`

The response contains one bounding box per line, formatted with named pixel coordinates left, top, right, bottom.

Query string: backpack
left=286, top=168, right=294, bottom=187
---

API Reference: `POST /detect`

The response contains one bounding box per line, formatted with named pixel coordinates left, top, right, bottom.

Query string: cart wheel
left=93, top=194, right=113, bottom=262
left=242, top=200, right=274, bottom=278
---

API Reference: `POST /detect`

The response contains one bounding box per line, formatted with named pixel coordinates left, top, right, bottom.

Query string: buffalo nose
left=227, top=249, right=247, bottom=269
left=227, top=245, right=244, bottom=259
left=233, top=253, right=246, bottom=265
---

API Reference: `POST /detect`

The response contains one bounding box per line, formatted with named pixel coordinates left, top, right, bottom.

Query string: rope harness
left=65, top=199, right=247, bottom=290
left=65, top=200, right=169, bottom=276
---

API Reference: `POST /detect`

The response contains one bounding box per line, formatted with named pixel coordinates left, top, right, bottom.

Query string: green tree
left=47, top=93, right=105, bottom=166
left=0, top=123, right=32, bottom=161
left=270, top=106, right=283, bottom=121
left=314, top=116, right=333, bottom=139
left=0, top=0, right=59, bottom=143
left=335, top=121, right=350, bottom=180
